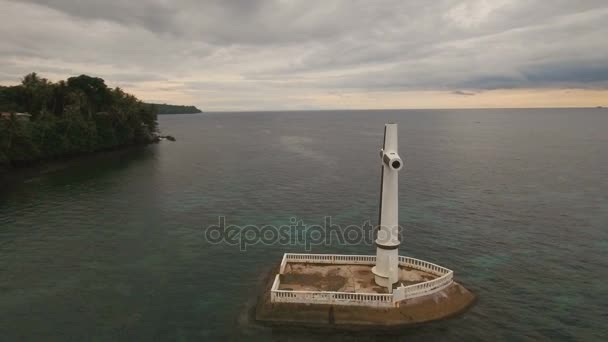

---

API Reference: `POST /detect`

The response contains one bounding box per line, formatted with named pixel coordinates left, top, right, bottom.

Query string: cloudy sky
left=1, top=0, right=607, bottom=111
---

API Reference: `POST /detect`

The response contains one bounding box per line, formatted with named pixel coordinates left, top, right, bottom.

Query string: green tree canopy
left=0, top=73, right=158, bottom=166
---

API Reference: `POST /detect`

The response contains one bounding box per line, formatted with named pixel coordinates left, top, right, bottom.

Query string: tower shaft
left=371, top=123, right=402, bottom=293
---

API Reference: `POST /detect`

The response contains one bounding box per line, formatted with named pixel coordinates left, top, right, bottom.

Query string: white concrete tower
left=371, top=123, right=403, bottom=293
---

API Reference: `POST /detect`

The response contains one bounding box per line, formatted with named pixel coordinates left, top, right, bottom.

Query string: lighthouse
left=261, top=122, right=475, bottom=325
left=371, top=123, right=403, bottom=293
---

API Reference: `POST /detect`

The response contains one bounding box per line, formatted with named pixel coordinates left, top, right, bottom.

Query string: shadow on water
left=0, top=145, right=159, bottom=201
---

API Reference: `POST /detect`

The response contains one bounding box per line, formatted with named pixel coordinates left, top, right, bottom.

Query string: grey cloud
left=452, top=91, right=476, bottom=96
left=523, top=62, right=608, bottom=85
left=1, top=0, right=608, bottom=109
left=16, top=0, right=376, bottom=44
left=16, top=0, right=178, bottom=34
left=102, top=73, right=167, bottom=83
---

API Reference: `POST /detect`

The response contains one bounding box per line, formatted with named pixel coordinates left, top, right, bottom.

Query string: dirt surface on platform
left=279, top=263, right=437, bottom=294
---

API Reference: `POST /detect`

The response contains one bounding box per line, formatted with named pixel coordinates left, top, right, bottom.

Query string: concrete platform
left=280, top=263, right=438, bottom=294
left=256, top=264, right=476, bottom=329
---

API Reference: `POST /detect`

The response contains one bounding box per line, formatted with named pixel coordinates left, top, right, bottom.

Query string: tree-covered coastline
left=0, top=73, right=158, bottom=168
left=146, top=103, right=202, bottom=114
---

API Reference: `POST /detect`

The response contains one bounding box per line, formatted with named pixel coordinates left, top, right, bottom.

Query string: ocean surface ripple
left=1, top=109, right=607, bottom=340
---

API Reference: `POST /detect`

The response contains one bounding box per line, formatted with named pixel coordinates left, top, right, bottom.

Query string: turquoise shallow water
left=1, top=109, right=607, bottom=340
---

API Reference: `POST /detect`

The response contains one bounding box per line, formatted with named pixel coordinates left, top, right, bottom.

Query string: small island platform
left=255, top=254, right=475, bottom=329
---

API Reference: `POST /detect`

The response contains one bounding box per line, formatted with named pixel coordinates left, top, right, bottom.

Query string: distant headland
left=146, top=103, right=203, bottom=114
left=0, top=73, right=160, bottom=169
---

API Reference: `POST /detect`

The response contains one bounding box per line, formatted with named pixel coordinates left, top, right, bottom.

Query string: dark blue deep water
left=1, top=109, right=607, bottom=340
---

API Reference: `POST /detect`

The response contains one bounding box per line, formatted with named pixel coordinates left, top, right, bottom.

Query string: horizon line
left=193, top=106, right=606, bottom=114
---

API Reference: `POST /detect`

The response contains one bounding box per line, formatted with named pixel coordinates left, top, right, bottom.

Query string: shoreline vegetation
left=0, top=73, right=183, bottom=171
left=146, top=103, right=202, bottom=114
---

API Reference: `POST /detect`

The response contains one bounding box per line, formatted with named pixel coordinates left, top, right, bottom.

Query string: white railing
left=279, top=254, right=288, bottom=274
left=271, top=274, right=281, bottom=291
left=396, top=255, right=453, bottom=301
left=398, top=256, right=451, bottom=276
left=283, top=253, right=376, bottom=265
left=272, top=289, right=394, bottom=307
left=271, top=253, right=454, bottom=307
